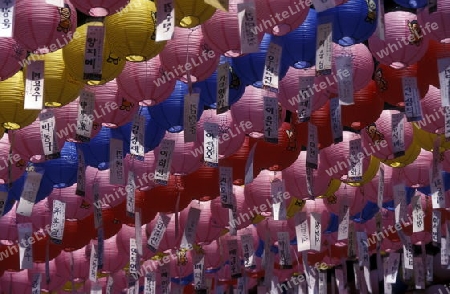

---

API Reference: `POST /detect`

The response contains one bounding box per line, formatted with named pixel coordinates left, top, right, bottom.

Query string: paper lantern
left=159, top=27, right=220, bottom=83
left=15, top=199, right=51, bottom=232
left=368, top=11, right=430, bottom=69
left=70, top=0, right=129, bottom=16
left=100, top=88, right=139, bottom=128
left=255, top=0, right=309, bottom=36
left=218, top=136, right=254, bottom=185
left=14, top=0, right=77, bottom=52
left=115, top=224, right=148, bottom=259
left=357, top=164, right=396, bottom=203
left=416, top=85, right=446, bottom=134
left=174, top=0, right=216, bottom=28
left=0, top=38, right=27, bottom=81
left=62, top=22, right=125, bottom=85
left=323, top=183, right=366, bottom=216
left=116, top=57, right=176, bottom=107
left=0, top=208, right=18, bottom=240
left=0, top=270, right=31, bottom=293
left=55, top=247, right=91, bottom=281
left=99, top=206, right=123, bottom=239
left=230, top=33, right=290, bottom=87
left=28, top=260, right=66, bottom=290
left=201, top=0, right=265, bottom=57
left=412, top=123, right=450, bottom=152
left=183, top=165, right=219, bottom=201
left=418, top=1, right=450, bottom=43
left=417, top=40, right=450, bottom=88
left=0, top=71, right=40, bottom=130
left=104, top=0, right=166, bottom=62
left=148, top=80, right=204, bottom=133
left=145, top=213, right=182, bottom=251
left=84, top=167, right=126, bottom=207
left=60, top=217, right=96, bottom=252
left=0, top=133, right=26, bottom=184
left=301, top=199, right=331, bottom=233
left=390, top=148, right=433, bottom=187
left=202, top=240, right=222, bottom=269
left=123, top=152, right=157, bottom=191
left=318, top=0, right=377, bottom=46
left=47, top=185, right=93, bottom=220
left=374, top=63, right=429, bottom=107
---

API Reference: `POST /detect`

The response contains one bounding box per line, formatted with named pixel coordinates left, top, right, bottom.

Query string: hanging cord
left=184, top=27, right=199, bottom=95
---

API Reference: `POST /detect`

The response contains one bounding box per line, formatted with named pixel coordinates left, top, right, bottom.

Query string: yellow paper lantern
left=23, top=50, right=84, bottom=107
left=382, top=140, right=422, bottom=168
left=346, top=156, right=381, bottom=187
left=104, top=0, right=166, bottom=62
left=0, top=71, right=40, bottom=130
left=62, top=22, right=125, bottom=85
left=174, top=0, right=216, bottom=28
left=412, top=123, right=450, bottom=152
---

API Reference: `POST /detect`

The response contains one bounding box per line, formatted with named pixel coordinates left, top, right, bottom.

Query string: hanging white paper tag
left=310, top=212, right=321, bottom=252
left=391, top=112, right=405, bottom=158
left=442, top=235, right=449, bottom=265
left=357, top=231, right=369, bottom=268
left=204, top=122, right=219, bottom=167
left=0, top=191, right=7, bottom=216
left=383, top=259, right=392, bottom=294
left=76, top=90, right=95, bottom=142
left=336, top=56, right=354, bottom=105
left=318, top=271, right=327, bottom=294
left=297, top=76, right=314, bottom=122
left=237, top=275, right=246, bottom=294
left=438, top=58, right=450, bottom=107
left=109, top=138, right=125, bottom=185
left=241, top=234, right=256, bottom=269
left=219, top=166, right=233, bottom=208
left=237, top=1, right=259, bottom=54
left=402, top=77, right=423, bottom=122
left=445, top=107, right=450, bottom=141
left=93, top=182, right=103, bottom=229
left=306, top=167, right=314, bottom=198
left=398, top=230, right=414, bottom=270
left=156, top=0, right=174, bottom=42
left=426, top=254, right=434, bottom=282
left=90, top=282, right=102, bottom=294
left=106, top=276, right=114, bottom=294
left=134, top=210, right=142, bottom=256
left=76, top=146, right=86, bottom=196
left=244, top=142, right=258, bottom=184
left=228, top=239, right=242, bottom=278
left=348, top=138, right=363, bottom=182
left=83, top=25, right=104, bottom=81
left=393, top=183, right=406, bottom=224
left=154, top=139, right=175, bottom=185
left=144, top=272, right=156, bottom=294
left=306, top=123, right=318, bottom=169
left=39, top=110, right=60, bottom=159
left=49, top=199, right=66, bottom=244
left=385, top=252, right=400, bottom=284
left=17, top=223, right=33, bottom=269
left=31, top=273, right=41, bottom=294
left=184, top=93, right=199, bottom=143
left=193, top=251, right=206, bottom=290
left=414, top=256, right=425, bottom=289
left=271, top=179, right=286, bottom=220
left=97, top=229, right=104, bottom=270
left=348, top=222, right=357, bottom=259
left=375, top=0, right=385, bottom=40
left=216, top=62, right=230, bottom=114
left=160, top=265, right=171, bottom=294
left=277, top=231, right=292, bottom=269
left=16, top=171, right=43, bottom=216
left=315, top=22, right=333, bottom=76
left=330, top=97, right=343, bottom=143
left=263, top=96, right=279, bottom=143
left=312, top=0, right=336, bottom=12
left=0, top=0, right=15, bottom=37
left=295, top=212, right=310, bottom=252
left=45, top=0, right=64, bottom=7
left=262, top=43, right=282, bottom=91
left=126, top=171, right=136, bottom=218
left=147, top=213, right=170, bottom=252
left=335, top=268, right=345, bottom=293
left=412, top=194, right=424, bottom=232
left=377, top=166, right=384, bottom=208
left=180, top=207, right=201, bottom=249
left=338, top=198, right=350, bottom=241
left=89, top=243, right=98, bottom=282
left=229, top=198, right=238, bottom=235
left=430, top=168, right=445, bottom=209
left=130, top=114, right=145, bottom=160
left=129, top=238, right=138, bottom=276
left=25, top=60, right=45, bottom=110
left=432, top=209, right=441, bottom=243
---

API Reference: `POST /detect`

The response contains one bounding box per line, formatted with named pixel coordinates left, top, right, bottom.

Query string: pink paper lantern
left=27, top=260, right=66, bottom=291
left=0, top=208, right=18, bottom=240
left=356, top=163, right=396, bottom=203
left=87, top=235, right=128, bottom=274
left=84, top=166, right=125, bottom=208
left=221, top=225, right=259, bottom=261
left=123, top=153, right=157, bottom=191
left=255, top=0, right=309, bottom=36
left=0, top=38, right=27, bottom=81
left=116, top=57, right=177, bottom=107
left=256, top=218, right=296, bottom=245
left=115, top=224, right=149, bottom=259
left=196, top=109, right=246, bottom=159
left=169, top=248, right=194, bottom=279
left=0, top=270, right=31, bottom=293
left=202, top=240, right=222, bottom=269
left=201, top=0, right=264, bottom=57
left=417, top=85, right=445, bottom=134
left=368, top=11, right=430, bottom=69
left=0, top=133, right=26, bottom=183
left=14, top=0, right=78, bottom=53
left=55, top=247, right=90, bottom=282
left=418, top=2, right=450, bottom=43
left=70, top=0, right=129, bottom=16
left=159, top=27, right=220, bottom=83
left=153, top=131, right=203, bottom=176
left=146, top=213, right=181, bottom=252
left=278, top=66, right=330, bottom=114
left=282, top=151, right=333, bottom=199
left=302, top=199, right=331, bottom=233
left=47, top=185, right=94, bottom=220
left=15, top=198, right=51, bottom=232
left=391, top=148, right=432, bottom=187
left=100, top=89, right=139, bottom=128
left=323, top=183, right=366, bottom=216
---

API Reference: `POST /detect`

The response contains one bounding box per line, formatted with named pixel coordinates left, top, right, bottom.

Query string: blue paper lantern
left=230, top=33, right=290, bottom=88
left=9, top=167, right=53, bottom=203
left=393, top=0, right=427, bottom=8
left=111, top=107, right=166, bottom=153
left=276, top=8, right=317, bottom=69
left=0, top=184, right=15, bottom=216
left=148, top=80, right=205, bottom=133
left=318, top=0, right=378, bottom=46
left=193, top=56, right=245, bottom=108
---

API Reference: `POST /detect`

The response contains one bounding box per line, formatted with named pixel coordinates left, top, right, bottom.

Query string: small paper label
left=228, top=239, right=242, bottom=279
left=414, top=256, right=425, bottom=289
left=93, top=182, right=103, bottom=229
left=193, top=252, right=206, bottom=291
left=310, top=212, right=321, bottom=252
left=298, top=76, right=314, bottom=122
left=0, top=191, right=7, bottom=216
left=106, top=276, right=114, bottom=294
left=385, top=252, right=400, bottom=284
left=154, top=139, right=175, bottom=185
left=445, top=107, right=450, bottom=141
left=109, top=138, right=125, bottom=185
left=383, top=258, right=393, bottom=294
left=430, top=167, right=445, bottom=209
left=306, top=167, right=314, bottom=198
left=438, top=58, right=450, bottom=107
left=18, top=223, right=33, bottom=269
left=45, top=0, right=64, bottom=7
left=357, top=232, right=370, bottom=268
left=315, top=22, right=333, bottom=76
left=76, top=90, right=95, bottom=142
left=31, top=273, right=41, bottom=294
left=76, top=146, right=86, bottom=196
left=426, top=254, right=434, bottom=282
left=219, top=166, right=233, bottom=208
left=330, top=97, right=343, bottom=143
left=295, top=212, right=310, bottom=252
left=336, top=55, right=354, bottom=105
left=271, top=179, right=286, bottom=220
left=97, top=229, right=104, bottom=270
left=244, top=142, right=258, bottom=184
left=203, top=122, right=219, bottom=167
left=402, top=77, right=423, bottom=122
left=277, top=231, right=292, bottom=269
left=89, top=243, right=98, bottom=282
left=432, top=209, right=441, bottom=243
left=180, top=207, right=201, bottom=249
left=241, top=234, right=256, bottom=269
left=312, top=0, right=336, bottom=12
left=393, top=183, right=406, bottom=224
left=262, top=43, right=282, bottom=91
left=130, top=114, right=145, bottom=160
left=348, top=138, right=363, bottom=182
left=16, top=171, right=43, bottom=216
left=126, top=171, right=136, bottom=218
left=216, top=62, right=230, bottom=114
left=129, top=238, right=138, bottom=276
left=412, top=194, right=424, bottom=232
left=237, top=1, right=259, bottom=54
left=160, top=265, right=171, bottom=294
left=83, top=25, right=104, bottom=81
left=263, top=96, right=279, bottom=143
left=147, top=213, right=170, bottom=252
left=144, top=272, right=156, bottom=294
left=319, top=271, right=327, bottom=294
left=338, top=198, right=350, bottom=241
left=391, top=112, right=405, bottom=158
left=0, top=0, right=14, bottom=38
left=134, top=210, right=142, bottom=256
left=25, top=60, right=45, bottom=110
left=184, top=93, right=200, bottom=143
left=376, top=0, right=385, bottom=40
left=348, top=222, right=357, bottom=259
left=377, top=166, right=384, bottom=208
left=39, top=110, right=60, bottom=159
left=306, top=123, right=318, bottom=169
left=50, top=199, right=66, bottom=244
left=155, top=0, right=174, bottom=42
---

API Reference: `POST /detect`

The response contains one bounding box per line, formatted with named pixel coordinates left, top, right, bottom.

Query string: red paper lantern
left=183, top=166, right=219, bottom=201
left=295, top=101, right=333, bottom=149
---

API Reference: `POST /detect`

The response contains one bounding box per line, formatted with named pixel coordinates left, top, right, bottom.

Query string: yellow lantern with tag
left=62, top=22, right=125, bottom=85
left=103, top=0, right=166, bottom=62
left=412, top=123, right=450, bottom=152
left=174, top=0, right=216, bottom=28
left=23, top=49, right=84, bottom=107
left=0, top=71, right=40, bottom=130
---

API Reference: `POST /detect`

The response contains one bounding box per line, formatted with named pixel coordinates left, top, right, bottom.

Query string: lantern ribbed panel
left=244, top=169, right=282, bottom=216
left=116, top=57, right=176, bottom=106
left=323, top=183, right=366, bottom=216
left=47, top=185, right=93, bottom=220
left=84, top=79, right=120, bottom=125
left=418, top=1, right=450, bottom=43
left=183, top=165, right=219, bottom=201
left=62, top=22, right=125, bottom=85
left=84, top=167, right=125, bottom=207
left=69, top=0, right=130, bottom=16
left=13, top=0, right=77, bottom=52
left=100, top=88, right=138, bottom=128
left=24, top=50, right=83, bottom=108
left=418, top=40, right=450, bottom=88
left=0, top=208, right=18, bottom=240
left=180, top=201, right=223, bottom=244
left=15, top=199, right=51, bottom=232
left=145, top=213, right=181, bottom=251
left=0, top=72, right=40, bottom=130
left=104, top=0, right=166, bottom=62
left=55, top=248, right=90, bottom=280
left=0, top=38, right=26, bottom=81
left=0, top=133, right=25, bottom=183
left=302, top=199, right=330, bottom=233
left=114, top=224, right=147, bottom=258
left=174, top=0, right=216, bottom=28
left=0, top=270, right=31, bottom=293
left=202, top=240, right=222, bottom=269
left=210, top=185, right=252, bottom=229
left=219, top=136, right=254, bottom=185
left=368, top=11, right=429, bottom=69
left=256, top=218, right=296, bottom=244
left=417, top=85, right=445, bottom=134
left=390, top=148, right=432, bottom=188
left=28, top=259, right=66, bottom=289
